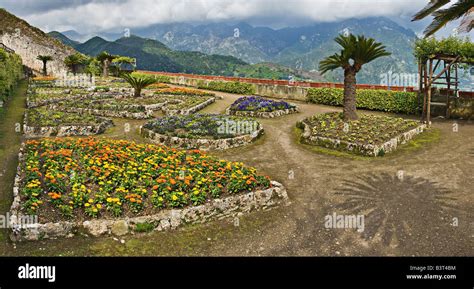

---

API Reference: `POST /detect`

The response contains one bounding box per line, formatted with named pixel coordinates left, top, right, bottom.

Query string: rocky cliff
left=0, top=8, right=76, bottom=75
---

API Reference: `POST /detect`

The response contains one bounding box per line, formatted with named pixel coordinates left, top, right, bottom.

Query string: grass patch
left=134, top=222, right=155, bottom=233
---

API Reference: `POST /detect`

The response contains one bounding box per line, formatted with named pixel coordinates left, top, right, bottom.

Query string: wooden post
left=421, top=61, right=428, bottom=122
left=446, top=61, right=451, bottom=118
left=427, top=59, right=433, bottom=126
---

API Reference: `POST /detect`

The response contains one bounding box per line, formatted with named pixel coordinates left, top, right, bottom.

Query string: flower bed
left=227, top=96, right=299, bottom=118
left=26, top=87, right=96, bottom=108
left=141, top=114, right=264, bottom=150
left=9, top=138, right=288, bottom=240
left=51, top=94, right=216, bottom=119
left=23, top=108, right=113, bottom=138
left=51, top=98, right=154, bottom=119
left=154, top=87, right=214, bottom=96
left=297, top=112, right=426, bottom=156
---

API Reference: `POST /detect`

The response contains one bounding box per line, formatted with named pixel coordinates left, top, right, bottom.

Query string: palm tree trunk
left=134, top=88, right=141, bottom=98
left=103, top=59, right=109, bottom=77
left=42, top=61, right=47, bottom=76
left=343, top=67, right=358, bottom=121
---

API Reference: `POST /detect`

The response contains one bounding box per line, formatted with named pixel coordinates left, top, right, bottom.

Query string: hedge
left=197, top=80, right=255, bottom=94
left=306, top=87, right=419, bottom=114
left=0, top=48, right=23, bottom=103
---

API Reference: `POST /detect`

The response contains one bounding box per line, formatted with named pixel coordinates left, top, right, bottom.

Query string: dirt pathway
left=1, top=84, right=472, bottom=256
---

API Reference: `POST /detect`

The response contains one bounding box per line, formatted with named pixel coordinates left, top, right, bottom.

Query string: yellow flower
left=88, top=198, right=94, bottom=203
left=96, top=204, right=102, bottom=209
left=172, top=195, right=178, bottom=201
left=106, top=197, right=112, bottom=203
left=85, top=203, right=90, bottom=207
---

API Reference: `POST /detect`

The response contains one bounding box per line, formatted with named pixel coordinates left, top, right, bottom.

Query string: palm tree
left=412, top=0, right=473, bottom=37
left=121, top=73, right=157, bottom=97
left=37, top=55, right=53, bottom=76
left=96, top=51, right=116, bottom=77
left=319, top=34, right=390, bottom=121
left=112, top=56, right=136, bottom=72
left=64, top=53, right=88, bottom=75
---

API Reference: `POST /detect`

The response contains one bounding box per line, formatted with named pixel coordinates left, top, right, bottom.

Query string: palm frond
left=412, top=0, right=451, bottom=21
left=120, top=73, right=157, bottom=90
left=458, top=7, right=474, bottom=32
left=319, top=52, right=350, bottom=74
left=423, top=0, right=473, bottom=36
left=352, top=35, right=391, bottom=70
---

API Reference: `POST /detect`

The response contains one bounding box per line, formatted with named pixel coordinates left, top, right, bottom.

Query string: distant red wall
left=140, top=70, right=474, bottom=97
left=139, top=70, right=415, bottom=92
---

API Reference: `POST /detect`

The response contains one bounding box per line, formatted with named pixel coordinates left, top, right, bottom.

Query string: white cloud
left=3, top=0, right=431, bottom=33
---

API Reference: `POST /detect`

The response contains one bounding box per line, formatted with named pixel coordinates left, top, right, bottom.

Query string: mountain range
left=49, top=33, right=321, bottom=80
left=57, top=17, right=419, bottom=84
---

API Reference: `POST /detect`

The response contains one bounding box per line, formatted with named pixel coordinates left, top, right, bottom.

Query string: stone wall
left=1, top=32, right=75, bottom=76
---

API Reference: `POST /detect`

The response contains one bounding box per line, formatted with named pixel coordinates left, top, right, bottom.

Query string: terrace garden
left=227, top=96, right=299, bottom=118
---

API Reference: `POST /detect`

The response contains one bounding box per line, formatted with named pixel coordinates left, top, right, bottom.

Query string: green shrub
left=0, top=48, right=23, bottom=102
left=306, top=87, right=419, bottom=114
left=197, top=80, right=255, bottom=94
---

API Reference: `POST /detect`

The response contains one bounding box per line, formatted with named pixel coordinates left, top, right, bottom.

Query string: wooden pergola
left=418, top=53, right=473, bottom=125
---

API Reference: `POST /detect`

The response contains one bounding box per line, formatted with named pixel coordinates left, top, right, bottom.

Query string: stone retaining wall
left=140, top=124, right=264, bottom=150
left=226, top=106, right=299, bottom=118
left=299, top=122, right=427, bottom=156
left=9, top=147, right=289, bottom=241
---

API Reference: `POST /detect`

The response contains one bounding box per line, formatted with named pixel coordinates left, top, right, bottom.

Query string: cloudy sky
left=0, top=0, right=469, bottom=37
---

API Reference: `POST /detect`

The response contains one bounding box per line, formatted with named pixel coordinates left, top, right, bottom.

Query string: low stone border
left=140, top=124, right=264, bottom=150
left=299, top=121, right=427, bottom=156
left=164, top=97, right=216, bottom=116
left=22, top=111, right=114, bottom=138
left=226, top=106, right=299, bottom=118
left=8, top=146, right=289, bottom=241
left=49, top=105, right=154, bottom=119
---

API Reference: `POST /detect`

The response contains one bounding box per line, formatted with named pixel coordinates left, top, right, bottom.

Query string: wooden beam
left=428, top=56, right=460, bottom=86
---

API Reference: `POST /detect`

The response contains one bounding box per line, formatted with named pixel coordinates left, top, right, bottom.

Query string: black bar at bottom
left=0, top=257, right=472, bottom=289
